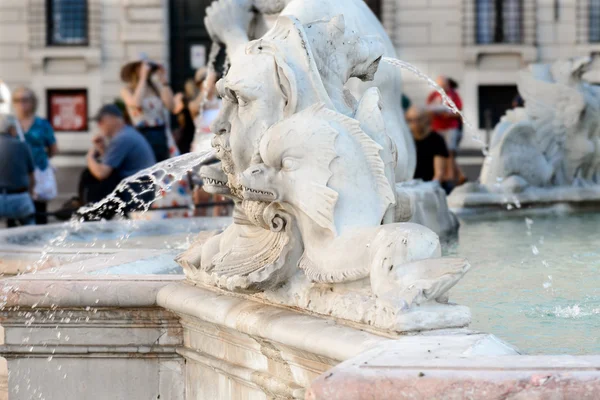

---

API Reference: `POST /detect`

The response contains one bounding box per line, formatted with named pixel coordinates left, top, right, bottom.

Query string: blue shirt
left=0, top=133, right=35, bottom=190
left=103, top=125, right=156, bottom=178
left=23, top=117, right=56, bottom=171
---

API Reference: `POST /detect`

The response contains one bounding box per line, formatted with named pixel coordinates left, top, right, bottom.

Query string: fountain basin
left=0, top=251, right=186, bottom=400
left=448, top=184, right=600, bottom=218
left=448, top=211, right=600, bottom=355
left=0, top=249, right=515, bottom=399
left=0, top=217, right=231, bottom=276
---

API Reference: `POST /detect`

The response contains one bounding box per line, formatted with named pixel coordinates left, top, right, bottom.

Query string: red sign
left=47, top=89, right=88, bottom=132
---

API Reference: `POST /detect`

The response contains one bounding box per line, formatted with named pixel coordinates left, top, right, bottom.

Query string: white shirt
left=0, top=81, right=11, bottom=115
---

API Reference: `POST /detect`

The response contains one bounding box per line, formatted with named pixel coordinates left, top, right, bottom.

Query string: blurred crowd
left=0, top=58, right=229, bottom=228
left=1, top=55, right=481, bottom=228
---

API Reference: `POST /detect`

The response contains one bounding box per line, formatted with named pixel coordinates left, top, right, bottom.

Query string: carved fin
left=316, top=106, right=396, bottom=212
left=295, top=182, right=339, bottom=236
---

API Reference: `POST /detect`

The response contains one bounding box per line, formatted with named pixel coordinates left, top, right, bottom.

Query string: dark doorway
left=169, top=0, right=214, bottom=93
left=364, top=0, right=382, bottom=19
left=478, top=84, right=519, bottom=130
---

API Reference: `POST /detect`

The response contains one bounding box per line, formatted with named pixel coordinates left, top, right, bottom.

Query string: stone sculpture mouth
left=204, top=177, right=228, bottom=187
left=200, top=165, right=231, bottom=195
left=241, top=186, right=277, bottom=202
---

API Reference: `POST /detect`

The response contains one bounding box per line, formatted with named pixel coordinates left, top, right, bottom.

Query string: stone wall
left=0, top=0, right=169, bottom=152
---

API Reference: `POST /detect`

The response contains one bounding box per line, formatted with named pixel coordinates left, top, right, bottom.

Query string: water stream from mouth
left=382, top=57, right=487, bottom=152
left=76, top=150, right=216, bottom=221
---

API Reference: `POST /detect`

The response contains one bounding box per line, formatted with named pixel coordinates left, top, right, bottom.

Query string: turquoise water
left=89, top=252, right=183, bottom=275
left=447, top=212, right=600, bottom=355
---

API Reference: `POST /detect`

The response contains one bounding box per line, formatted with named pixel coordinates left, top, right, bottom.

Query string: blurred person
left=0, top=80, right=10, bottom=114
left=406, top=106, right=449, bottom=187
left=172, top=79, right=197, bottom=154
left=0, top=114, right=36, bottom=227
left=512, top=94, right=524, bottom=108
left=120, top=59, right=174, bottom=162
left=78, top=105, right=156, bottom=221
left=401, top=93, right=412, bottom=112
left=189, top=67, right=229, bottom=216
left=427, top=76, right=466, bottom=188
left=189, top=67, right=222, bottom=152
left=12, top=87, right=58, bottom=225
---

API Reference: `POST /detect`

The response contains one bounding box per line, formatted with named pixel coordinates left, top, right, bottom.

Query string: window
left=476, top=0, right=523, bottom=44
left=591, top=0, right=600, bottom=42
left=47, top=0, right=89, bottom=46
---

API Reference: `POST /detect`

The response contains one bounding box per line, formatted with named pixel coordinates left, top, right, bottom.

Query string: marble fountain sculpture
left=176, top=3, right=466, bottom=332
left=5, top=3, right=600, bottom=400
left=198, top=0, right=458, bottom=237
left=449, top=57, right=600, bottom=213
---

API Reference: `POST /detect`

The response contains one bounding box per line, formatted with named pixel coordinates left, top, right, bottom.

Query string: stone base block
left=449, top=183, right=600, bottom=216
left=398, top=180, right=459, bottom=237
left=307, top=348, right=600, bottom=400
left=158, top=282, right=517, bottom=400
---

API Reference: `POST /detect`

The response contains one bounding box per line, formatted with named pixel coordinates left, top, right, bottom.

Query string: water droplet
left=531, top=245, right=540, bottom=255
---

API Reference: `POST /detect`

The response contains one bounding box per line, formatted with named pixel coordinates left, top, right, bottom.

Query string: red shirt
left=427, top=89, right=463, bottom=131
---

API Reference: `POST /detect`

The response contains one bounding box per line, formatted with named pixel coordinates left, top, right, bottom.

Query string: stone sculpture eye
left=282, top=158, right=298, bottom=171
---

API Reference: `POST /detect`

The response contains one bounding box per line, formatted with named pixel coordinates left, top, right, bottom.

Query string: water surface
left=447, top=212, right=600, bottom=355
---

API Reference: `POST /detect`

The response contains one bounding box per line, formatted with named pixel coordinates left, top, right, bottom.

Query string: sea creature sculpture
left=480, top=112, right=554, bottom=192
left=179, top=3, right=464, bottom=321
left=239, top=105, right=440, bottom=283
left=181, top=15, right=401, bottom=288
left=474, top=57, right=600, bottom=193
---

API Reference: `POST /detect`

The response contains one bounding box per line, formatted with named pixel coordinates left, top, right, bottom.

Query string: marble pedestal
left=0, top=253, right=186, bottom=400
left=158, top=282, right=517, bottom=400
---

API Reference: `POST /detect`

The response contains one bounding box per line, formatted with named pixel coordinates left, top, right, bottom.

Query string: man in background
left=406, top=106, right=449, bottom=188
left=77, top=104, right=156, bottom=220
left=0, top=114, right=36, bottom=227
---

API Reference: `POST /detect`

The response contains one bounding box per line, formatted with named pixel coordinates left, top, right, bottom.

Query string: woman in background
left=189, top=67, right=221, bottom=152
left=172, top=79, right=197, bottom=154
left=12, top=87, right=58, bottom=225
left=120, top=60, right=174, bottom=162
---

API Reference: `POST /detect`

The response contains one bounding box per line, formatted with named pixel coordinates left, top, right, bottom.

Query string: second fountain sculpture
left=178, top=3, right=470, bottom=332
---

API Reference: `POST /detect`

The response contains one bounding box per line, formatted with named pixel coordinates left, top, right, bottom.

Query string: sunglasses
left=13, top=97, right=32, bottom=103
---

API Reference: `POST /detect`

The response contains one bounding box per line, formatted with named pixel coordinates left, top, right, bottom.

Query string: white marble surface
left=158, top=282, right=517, bottom=399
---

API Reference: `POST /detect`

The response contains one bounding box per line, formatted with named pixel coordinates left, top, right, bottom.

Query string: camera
left=139, top=53, right=161, bottom=73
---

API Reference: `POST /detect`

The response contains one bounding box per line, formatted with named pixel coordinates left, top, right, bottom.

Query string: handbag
left=14, top=120, right=58, bottom=201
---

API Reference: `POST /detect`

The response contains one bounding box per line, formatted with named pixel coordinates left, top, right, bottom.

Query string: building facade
left=0, top=0, right=170, bottom=153
left=0, top=0, right=599, bottom=153
left=383, top=0, right=600, bottom=148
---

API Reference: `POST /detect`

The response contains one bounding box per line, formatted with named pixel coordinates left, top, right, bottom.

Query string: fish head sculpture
left=239, top=108, right=340, bottom=234
left=240, top=104, right=395, bottom=237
